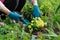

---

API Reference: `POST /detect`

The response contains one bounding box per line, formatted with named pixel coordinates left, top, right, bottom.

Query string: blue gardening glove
left=33, top=5, right=41, bottom=18
left=22, top=19, right=29, bottom=24
left=9, top=11, right=29, bottom=24
left=9, top=11, right=22, bottom=20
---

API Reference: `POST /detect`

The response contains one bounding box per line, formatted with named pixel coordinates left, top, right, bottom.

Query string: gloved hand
left=9, top=11, right=22, bottom=20
left=29, top=0, right=40, bottom=17
left=9, top=11, right=29, bottom=24
left=33, top=5, right=41, bottom=18
left=22, top=19, right=29, bottom=24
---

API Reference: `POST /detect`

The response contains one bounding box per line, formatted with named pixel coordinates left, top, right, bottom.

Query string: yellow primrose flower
left=31, top=20, right=34, bottom=23
left=36, top=18, right=44, bottom=28
left=31, top=23, right=33, bottom=26
left=31, top=17, right=45, bottom=28
left=28, top=25, right=31, bottom=28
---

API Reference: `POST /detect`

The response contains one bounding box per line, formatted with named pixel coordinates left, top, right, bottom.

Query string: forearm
left=0, top=1, right=10, bottom=15
left=33, top=0, right=38, bottom=6
left=1, top=7, right=10, bottom=15
left=29, top=0, right=38, bottom=6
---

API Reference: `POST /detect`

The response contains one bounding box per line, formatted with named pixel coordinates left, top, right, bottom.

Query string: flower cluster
left=26, top=17, right=45, bottom=29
